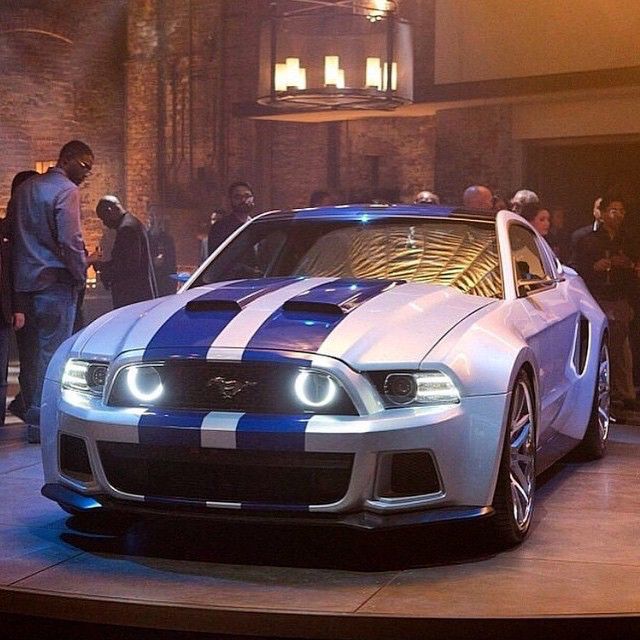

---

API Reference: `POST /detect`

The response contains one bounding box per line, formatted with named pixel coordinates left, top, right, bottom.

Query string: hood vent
left=186, top=299, right=242, bottom=313
left=282, top=300, right=344, bottom=316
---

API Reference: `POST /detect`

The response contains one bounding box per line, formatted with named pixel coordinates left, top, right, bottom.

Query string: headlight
left=383, top=371, right=460, bottom=406
left=126, top=365, right=164, bottom=402
left=62, top=359, right=108, bottom=395
left=294, top=370, right=338, bottom=408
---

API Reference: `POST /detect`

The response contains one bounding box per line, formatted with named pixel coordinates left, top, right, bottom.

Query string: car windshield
left=192, top=216, right=503, bottom=298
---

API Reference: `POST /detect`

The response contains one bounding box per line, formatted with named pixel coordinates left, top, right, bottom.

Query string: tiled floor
left=0, top=421, right=639, bottom=635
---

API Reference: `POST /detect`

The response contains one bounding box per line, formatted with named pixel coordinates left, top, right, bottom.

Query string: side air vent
left=573, top=315, right=590, bottom=375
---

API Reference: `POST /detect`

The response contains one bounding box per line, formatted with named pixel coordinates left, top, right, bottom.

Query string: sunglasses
left=76, top=159, right=93, bottom=173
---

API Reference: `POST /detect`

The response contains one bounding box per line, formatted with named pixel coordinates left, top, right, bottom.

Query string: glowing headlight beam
left=62, top=359, right=108, bottom=395
left=126, top=367, right=164, bottom=402
left=415, top=372, right=460, bottom=404
left=294, top=370, right=337, bottom=408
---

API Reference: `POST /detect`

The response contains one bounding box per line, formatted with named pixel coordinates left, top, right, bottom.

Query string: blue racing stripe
left=236, top=414, right=310, bottom=451
left=143, top=278, right=299, bottom=360
left=243, top=279, right=401, bottom=354
left=138, top=409, right=208, bottom=447
left=241, top=349, right=311, bottom=367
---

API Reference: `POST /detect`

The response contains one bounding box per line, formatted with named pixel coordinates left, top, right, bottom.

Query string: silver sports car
left=41, top=205, right=609, bottom=547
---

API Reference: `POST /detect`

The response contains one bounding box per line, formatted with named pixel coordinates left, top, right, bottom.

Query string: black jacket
left=0, top=216, right=26, bottom=325
left=574, top=226, right=635, bottom=302
left=96, top=213, right=156, bottom=309
left=207, top=215, right=245, bottom=256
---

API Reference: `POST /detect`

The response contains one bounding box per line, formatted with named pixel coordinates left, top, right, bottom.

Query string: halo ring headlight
left=126, top=366, right=164, bottom=402
left=294, top=370, right=337, bottom=408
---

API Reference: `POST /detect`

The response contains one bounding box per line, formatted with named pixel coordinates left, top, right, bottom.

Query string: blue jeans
left=22, top=284, right=77, bottom=425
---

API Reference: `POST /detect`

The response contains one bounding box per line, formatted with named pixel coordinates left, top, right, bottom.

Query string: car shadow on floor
left=60, top=514, right=505, bottom=572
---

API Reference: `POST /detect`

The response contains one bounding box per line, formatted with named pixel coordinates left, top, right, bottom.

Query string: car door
left=507, top=223, right=579, bottom=442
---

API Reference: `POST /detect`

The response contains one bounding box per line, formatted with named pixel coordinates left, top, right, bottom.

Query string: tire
left=577, top=340, right=610, bottom=460
left=491, top=370, right=536, bottom=548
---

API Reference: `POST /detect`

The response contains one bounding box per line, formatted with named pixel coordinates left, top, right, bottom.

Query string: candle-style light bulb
left=366, top=57, right=382, bottom=90
left=325, top=55, right=340, bottom=86
left=274, top=63, right=287, bottom=91
left=285, top=57, right=301, bottom=88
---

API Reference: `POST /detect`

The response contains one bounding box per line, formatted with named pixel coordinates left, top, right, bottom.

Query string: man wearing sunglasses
left=9, top=139, right=93, bottom=442
left=207, top=181, right=256, bottom=256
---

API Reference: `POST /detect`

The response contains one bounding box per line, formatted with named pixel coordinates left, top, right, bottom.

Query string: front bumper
left=42, top=483, right=494, bottom=530
left=41, top=378, right=510, bottom=528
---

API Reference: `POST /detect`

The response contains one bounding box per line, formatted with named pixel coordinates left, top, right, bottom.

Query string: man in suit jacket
left=90, top=195, right=157, bottom=309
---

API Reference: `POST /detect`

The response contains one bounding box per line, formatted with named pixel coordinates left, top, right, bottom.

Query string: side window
left=196, top=229, right=287, bottom=285
left=508, top=224, right=550, bottom=291
left=538, top=237, right=560, bottom=278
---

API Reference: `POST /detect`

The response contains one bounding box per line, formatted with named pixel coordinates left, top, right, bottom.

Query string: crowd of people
left=3, top=140, right=173, bottom=442
left=439, top=183, right=640, bottom=414
left=202, top=181, right=640, bottom=415
left=1, top=140, right=639, bottom=444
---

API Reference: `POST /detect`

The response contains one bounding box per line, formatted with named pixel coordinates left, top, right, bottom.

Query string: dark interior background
left=526, top=139, right=640, bottom=235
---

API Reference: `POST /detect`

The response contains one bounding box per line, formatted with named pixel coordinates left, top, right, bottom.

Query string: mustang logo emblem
left=207, top=376, right=257, bottom=399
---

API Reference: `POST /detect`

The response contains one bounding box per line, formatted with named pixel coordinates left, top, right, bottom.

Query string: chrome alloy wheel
left=596, top=343, right=611, bottom=443
left=508, top=378, right=535, bottom=532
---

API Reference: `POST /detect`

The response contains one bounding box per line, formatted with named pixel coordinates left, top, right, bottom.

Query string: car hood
left=74, top=277, right=496, bottom=369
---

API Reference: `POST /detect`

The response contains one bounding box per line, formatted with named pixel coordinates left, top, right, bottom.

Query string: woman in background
left=520, top=202, right=551, bottom=238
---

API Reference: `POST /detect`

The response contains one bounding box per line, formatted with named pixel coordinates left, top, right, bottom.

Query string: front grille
left=108, top=360, right=358, bottom=415
left=98, top=442, right=353, bottom=505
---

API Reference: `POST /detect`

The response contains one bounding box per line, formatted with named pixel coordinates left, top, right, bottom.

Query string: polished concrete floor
left=0, top=411, right=639, bottom=638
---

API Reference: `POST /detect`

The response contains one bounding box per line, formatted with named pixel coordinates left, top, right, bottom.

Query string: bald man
left=463, top=185, right=493, bottom=210
left=414, top=190, right=440, bottom=205
left=89, top=196, right=156, bottom=308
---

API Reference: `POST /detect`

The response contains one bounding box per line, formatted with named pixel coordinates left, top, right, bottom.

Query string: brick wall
left=340, top=116, right=436, bottom=204
left=1, top=0, right=442, bottom=271
left=73, top=2, right=127, bottom=251
left=435, top=105, right=522, bottom=205
left=255, top=120, right=330, bottom=210
left=0, top=20, right=75, bottom=213
left=0, top=1, right=126, bottom=252
left=124, top=0, right=271, bottom=269
left=125, top=0, right=161, bottom=221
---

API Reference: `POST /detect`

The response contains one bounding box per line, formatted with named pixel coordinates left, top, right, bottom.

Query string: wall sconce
left=258, top=0, right=413, bottom=111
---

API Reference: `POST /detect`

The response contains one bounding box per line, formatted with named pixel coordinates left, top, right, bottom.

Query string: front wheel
left=577, top=340, right=610, bottom=460
left=491, top=370, right=536, bottom=547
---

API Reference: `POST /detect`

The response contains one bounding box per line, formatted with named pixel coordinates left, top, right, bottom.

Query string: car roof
left=255, top=204, right=498, bottom=223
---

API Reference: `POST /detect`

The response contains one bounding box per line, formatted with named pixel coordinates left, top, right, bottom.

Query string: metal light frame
left=258, top=0, right=413, bottom=111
